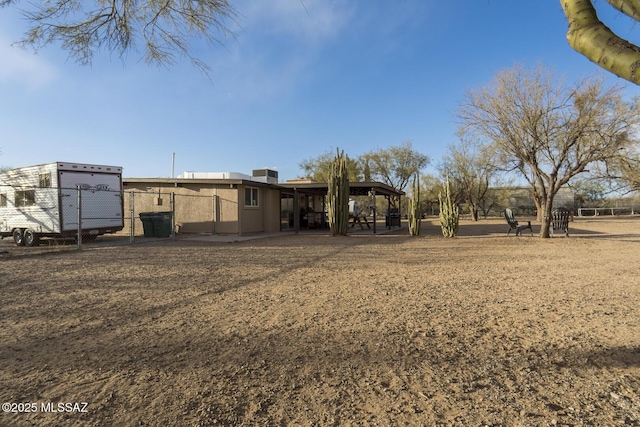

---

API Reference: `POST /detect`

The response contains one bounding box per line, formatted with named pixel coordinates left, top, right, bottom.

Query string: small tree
left=408, top=174, right=421, bottom=236
left=440, top=134, right=501, bottom=221
left=439, top=177, right=459, bottom=238
left=326, top=149, right=350, bottom=236
left=299, top=150, right=363, bottom=183
left=420, top=174, right=444, bottom=216
left=478, top=186, right=512, bottom=218
left=362, top=141, right=429, bottom=207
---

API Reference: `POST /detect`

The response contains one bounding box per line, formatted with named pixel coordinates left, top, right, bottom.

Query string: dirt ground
left=1, top=216, right=639, bottom=426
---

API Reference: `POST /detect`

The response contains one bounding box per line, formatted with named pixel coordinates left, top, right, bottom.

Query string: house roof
left=123, top=178, right=404, bottom=198
left=279, top=181, right=405, bottom=198
left=123, top=177, right=279, bottom=188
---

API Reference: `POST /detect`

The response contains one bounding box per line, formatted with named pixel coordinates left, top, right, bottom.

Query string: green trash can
left=151, top=212, right=173, bottom=238
left=139, top=212, right=156, bottom=237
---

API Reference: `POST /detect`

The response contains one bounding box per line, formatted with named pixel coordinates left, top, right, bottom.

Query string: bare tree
left=440, top=135, right=500, bottom=221
left=560, top=0, right=640, bottom=85
left=458, top=65, right=640, bottom=237
left=0, top=0, right=237, bottom=71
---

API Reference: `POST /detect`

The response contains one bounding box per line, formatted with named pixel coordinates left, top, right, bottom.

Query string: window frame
left=15, top=189, right=36, bottom=208
left=244, top=187, right=259, bottom=207
left=39, top=172, right=52, bottom=188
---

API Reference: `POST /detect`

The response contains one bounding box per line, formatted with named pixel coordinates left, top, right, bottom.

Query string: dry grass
left=1, top=216, right=639, bottom=426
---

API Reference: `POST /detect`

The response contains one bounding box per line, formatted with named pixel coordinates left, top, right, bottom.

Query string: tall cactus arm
left=605, top=0, right=640, bottom=21
left=561, top=0, right=640, bottom=85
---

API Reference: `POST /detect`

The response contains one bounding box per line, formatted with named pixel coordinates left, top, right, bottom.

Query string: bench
left=504, top=208, right=533, bottom=236
left=550, top=208, right=570, bottom=237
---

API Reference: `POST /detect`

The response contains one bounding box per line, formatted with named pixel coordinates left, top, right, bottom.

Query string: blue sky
left=2, top=1, right=640, bottom=181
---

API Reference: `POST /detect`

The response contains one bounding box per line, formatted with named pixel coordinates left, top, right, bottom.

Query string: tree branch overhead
left=2, top=0, right=237, bottom=71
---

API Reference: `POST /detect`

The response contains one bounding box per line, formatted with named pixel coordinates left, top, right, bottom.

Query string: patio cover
left=280, top=181, right=405, bottom=233
left=280, top=181, right=404, bottom=198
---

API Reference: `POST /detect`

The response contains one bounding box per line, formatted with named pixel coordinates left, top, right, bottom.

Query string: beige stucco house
left=123, top=169, right=405, bottom=236
left=123, top=169, right=282, bottom=235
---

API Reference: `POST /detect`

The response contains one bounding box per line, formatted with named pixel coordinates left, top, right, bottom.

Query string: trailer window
left=0, top=193, right=6, bottom=207
left=15, top=190, right=35, bottom=207
left=39, top=173, right=52, bottom=188
left=244, top=187, right=259, bottom=207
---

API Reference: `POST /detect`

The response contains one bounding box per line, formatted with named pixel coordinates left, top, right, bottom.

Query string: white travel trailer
left=0, top=162, right=124, bottom=246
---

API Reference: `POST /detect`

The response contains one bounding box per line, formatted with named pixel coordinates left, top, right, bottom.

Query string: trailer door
left=59, top=171, right=123, bottom=232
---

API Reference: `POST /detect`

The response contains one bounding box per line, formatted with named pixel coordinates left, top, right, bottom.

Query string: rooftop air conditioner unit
left=252, top=169, right=278, bottom=184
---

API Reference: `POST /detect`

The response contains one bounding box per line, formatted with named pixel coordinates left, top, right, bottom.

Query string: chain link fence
left=1, top=185, right=220, bottom=254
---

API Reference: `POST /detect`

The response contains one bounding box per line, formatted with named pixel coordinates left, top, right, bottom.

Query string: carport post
left=293, top=189, right=300, bottom=233
left=371, top=189, right=377, bottom=234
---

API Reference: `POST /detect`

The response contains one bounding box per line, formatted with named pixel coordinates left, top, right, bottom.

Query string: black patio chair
left=504, top=208, right=533, bottom=236
left=550, top=207, right=570, bottom=237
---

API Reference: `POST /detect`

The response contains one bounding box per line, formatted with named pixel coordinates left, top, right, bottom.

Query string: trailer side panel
left=59, top=170, right=124, bottom=232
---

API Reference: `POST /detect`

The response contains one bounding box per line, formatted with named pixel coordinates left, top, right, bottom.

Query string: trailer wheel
left=23, top=229, right=40, bottom=247
left=13, top=228, right=25, bottom=246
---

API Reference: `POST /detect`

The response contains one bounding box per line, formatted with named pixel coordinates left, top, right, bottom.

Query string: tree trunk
left=470, top=204, right=479, bottom=221
left=465, top=193, right=479, bottom=221
left=539, top=199, right=554, bottom=238
left=533, top=195, right=543, bottom=222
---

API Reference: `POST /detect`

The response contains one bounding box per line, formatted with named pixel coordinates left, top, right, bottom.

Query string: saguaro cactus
left=408, top=174, right=421, bottom=236
left=327, top=149, right=350, bottom=236
left=438, top=177, right=459, bottom=238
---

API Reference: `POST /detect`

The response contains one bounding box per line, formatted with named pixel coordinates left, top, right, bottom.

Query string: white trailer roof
left=55, top=162, right=122, bottom=173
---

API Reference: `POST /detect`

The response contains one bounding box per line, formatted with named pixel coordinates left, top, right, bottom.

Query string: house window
left=15, top=190, right=35, bottom=207
left=0, top=193, right=6, bottom=207
left=39, top=173, right=51, bottom=188
left=244, top=187, right=259, bottom=207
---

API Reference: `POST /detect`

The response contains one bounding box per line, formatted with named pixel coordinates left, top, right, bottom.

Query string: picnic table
left=350, top=215, right=371, bottom=229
